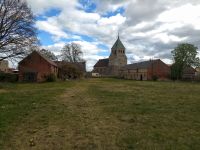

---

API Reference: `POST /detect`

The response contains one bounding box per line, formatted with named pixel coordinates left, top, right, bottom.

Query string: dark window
left=23, top=72, right=37, bottom=82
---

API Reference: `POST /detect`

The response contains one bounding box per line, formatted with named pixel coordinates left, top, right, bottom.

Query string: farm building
left=182, top=66, right=196, bottom=80
left=196, top=67, right=200, bottom=76
left=93, top=58, right=109, bottom=76
left=0, top=60, right=9, bottom=73
left=195, top=67, right=200, bottom=80
left=18, top=51, right=58, bottom=82
left=119, top=59, right=170, bottom=80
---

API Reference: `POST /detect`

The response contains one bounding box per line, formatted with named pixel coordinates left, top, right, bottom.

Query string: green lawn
left=0, top=78, right=200, bottom=149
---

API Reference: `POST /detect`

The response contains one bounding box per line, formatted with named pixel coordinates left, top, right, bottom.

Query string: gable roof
left=111, top=36, right=125, bottom=50
left=19, top=51, right=57, bottom=67
left=123, top=59, right=161, bottom=70
left=94, top=58, right=109, bottom=67
left=35, top=51, right=57, bottom=66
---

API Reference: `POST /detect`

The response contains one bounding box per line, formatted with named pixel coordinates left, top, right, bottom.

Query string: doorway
left=140, top=74, right=143, bottom=81
left=23, top=72, right=37, bottom=82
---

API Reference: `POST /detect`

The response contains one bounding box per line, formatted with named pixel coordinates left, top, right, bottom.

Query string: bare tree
left=39, top=49, right=58, bottom=61
left=61, top=43, right=83, bottom=62
left=0, top=0, right=38, bottom=61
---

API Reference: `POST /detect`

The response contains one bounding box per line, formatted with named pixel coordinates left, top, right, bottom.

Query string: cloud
left=26, top=0, right=200, bottom=71
left=125, top=0, right=167, bottom=25
left=98, top=14, right=126, bottom=26
left=42, top=40, right=106, bottom=71
left=95, top=0, right=129, bottom=13
left=36, top=17, right=68, bottom=40
left=26, top=0, right=78, bottom=14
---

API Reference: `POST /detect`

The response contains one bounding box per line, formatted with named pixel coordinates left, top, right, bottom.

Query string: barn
left=18, top=51, right=58, bottom=82
left=119, top=59, right=170, bottom=80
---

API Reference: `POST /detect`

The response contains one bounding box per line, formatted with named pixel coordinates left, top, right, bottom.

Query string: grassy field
left=0, top=78, right=200, bottom=150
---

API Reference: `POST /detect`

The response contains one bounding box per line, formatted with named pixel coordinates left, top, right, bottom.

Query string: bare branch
left=61, top=43, right=84, bottom=63
left=0, top=0, right=38, bottom=61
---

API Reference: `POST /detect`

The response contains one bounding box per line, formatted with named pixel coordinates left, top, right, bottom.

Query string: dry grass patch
left=0, top=89, right=8, bottom=93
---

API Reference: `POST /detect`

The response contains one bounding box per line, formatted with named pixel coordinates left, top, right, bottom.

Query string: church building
left=93, top=35, right=127, bottom=76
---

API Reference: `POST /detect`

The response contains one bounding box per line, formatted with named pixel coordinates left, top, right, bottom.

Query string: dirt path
left=3, top=81, right=121, bottom=150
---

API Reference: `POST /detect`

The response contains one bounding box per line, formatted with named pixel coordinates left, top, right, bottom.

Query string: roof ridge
left=33, top=50, right=57, bottom=66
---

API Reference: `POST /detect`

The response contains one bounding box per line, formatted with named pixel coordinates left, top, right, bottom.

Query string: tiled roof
left=111, top=36, right=125, bottom=50
left=123, top=59, right=160, bottom=70
left=35, top=51, right=57, bottom=67
left=94, top=58, right=109, bottom=67
left=19, top=51, right=58, bottom=67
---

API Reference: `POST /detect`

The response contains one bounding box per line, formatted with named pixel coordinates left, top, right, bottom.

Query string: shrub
left=59, top=63, right=83, bottom=80
left=45, top=74, right=57, bottom=82
left=152, top=75, right=158, bottom=81
left=0, top=73, right=18, bottom=82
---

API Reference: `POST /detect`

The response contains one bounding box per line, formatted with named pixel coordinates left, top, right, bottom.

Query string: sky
left=26, top=0, right=200, bottom=71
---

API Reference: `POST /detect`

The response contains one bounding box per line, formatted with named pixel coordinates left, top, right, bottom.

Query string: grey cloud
left=169, top=25, right=200, bottom=48
left=125, top=0, right=168, bottom=25
left=95, top=0, right=129, bottom=13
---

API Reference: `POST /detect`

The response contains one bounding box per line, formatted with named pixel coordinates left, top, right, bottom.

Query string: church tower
left=109, top=35, right=127, bottom=69
left=93, top=34, right=127, bottom=76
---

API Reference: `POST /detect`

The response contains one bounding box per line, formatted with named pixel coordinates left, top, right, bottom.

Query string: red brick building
left=18, top=51, right=58, bottom=82
left=119, top=59, right=170, bottom=80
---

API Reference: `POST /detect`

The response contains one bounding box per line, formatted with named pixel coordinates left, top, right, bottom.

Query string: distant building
left=93, top=58, right=109, bottom=75
left=0, top=60, right=9, bottom=73
left=8, top=68, right=19, bottom=74
left=92, top=72, right=100, bottom=77
left=119, top=59, right=170, bottom=80
left=196, top=67, right=200, bottom=75
left=18, top=51, right=58, bottom=82
left=195, top=67, right=200, bottom=80
left=93, top=35, right=127, bottom=76
left=182, top=66, right=196, bottom=80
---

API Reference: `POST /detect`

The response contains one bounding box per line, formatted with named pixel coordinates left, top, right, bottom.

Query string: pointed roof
left=34, top=51, right=57, bottom=66
left=111, top=35, right=125, bottom=50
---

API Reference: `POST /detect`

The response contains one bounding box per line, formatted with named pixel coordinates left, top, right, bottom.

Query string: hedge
left=0, top=73, right=18, bottom=82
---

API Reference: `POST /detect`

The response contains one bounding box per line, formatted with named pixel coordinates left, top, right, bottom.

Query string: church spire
left=111, top=32, right=125, bottom=50
left=118, top=31, right=119, bottom=39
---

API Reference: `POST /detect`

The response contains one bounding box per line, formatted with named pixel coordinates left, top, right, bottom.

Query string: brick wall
left=19, top=52, right=58, bottom=82
left=0, top=60, right=9, bottom=73
left=147, top=60, right=170, bottom=80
